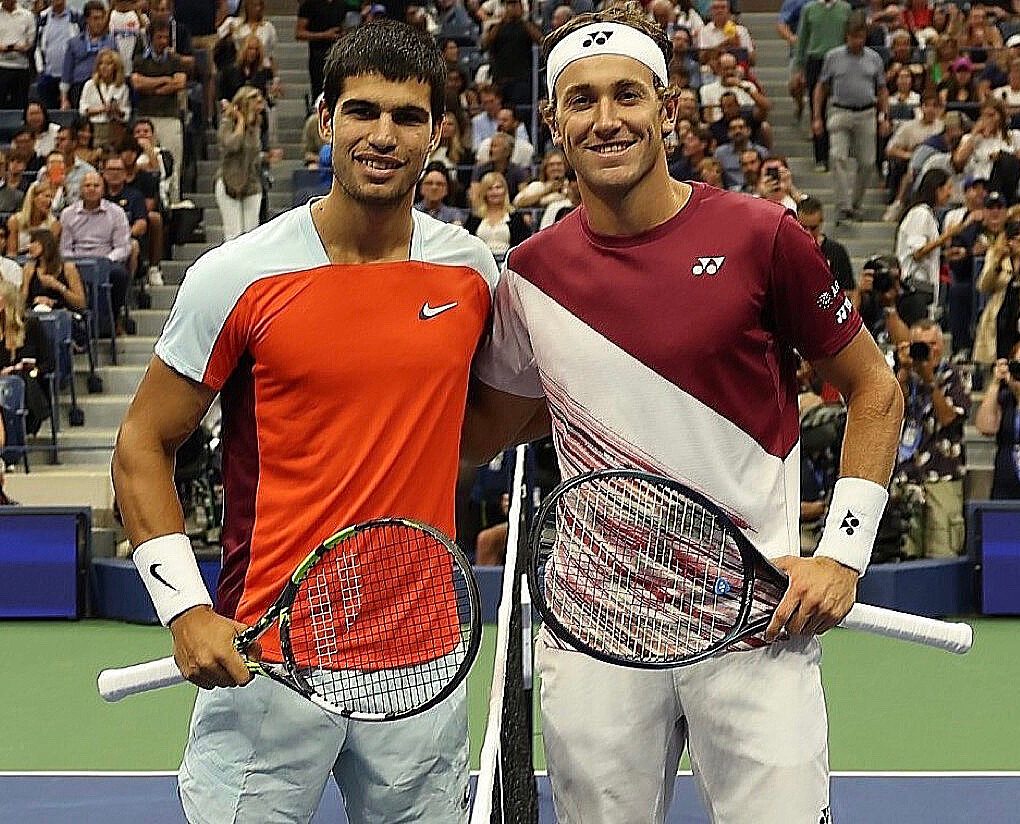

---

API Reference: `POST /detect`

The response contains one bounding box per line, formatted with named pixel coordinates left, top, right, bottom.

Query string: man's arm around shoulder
left=113, top=358, right=257, bottom=689
left=461, top=377, right=550, bottom=467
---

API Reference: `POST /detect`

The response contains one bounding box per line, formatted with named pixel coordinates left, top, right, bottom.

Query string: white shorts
left=178, top=674, right=469, bottom=824
left=536, top=628, right=830, bottom=824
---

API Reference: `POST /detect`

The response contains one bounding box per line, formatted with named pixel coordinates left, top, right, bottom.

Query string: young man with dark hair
left=112, top=20, right=498, bottom=824
left=465, top=4, right=903, bottom=821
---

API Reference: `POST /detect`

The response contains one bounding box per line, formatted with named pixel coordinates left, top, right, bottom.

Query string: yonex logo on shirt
left=692, top=256, right=725, bottom=276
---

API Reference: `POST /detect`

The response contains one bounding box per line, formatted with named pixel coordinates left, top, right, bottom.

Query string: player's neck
left=312, top=185, right=416, bottom=264
left=580, top=168, right=691, bottom=238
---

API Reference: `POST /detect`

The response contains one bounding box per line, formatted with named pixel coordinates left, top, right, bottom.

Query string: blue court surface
left=1, top=772, right=1017, bottom=823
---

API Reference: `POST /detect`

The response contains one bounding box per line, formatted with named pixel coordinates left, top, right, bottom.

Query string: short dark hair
left=149, top=15, right=171, bottom=37
left=321, top=19, right=447, bottom=125
left=83, top=0, right=107, bottom=17
left=797, top=195, right=824, bottom=216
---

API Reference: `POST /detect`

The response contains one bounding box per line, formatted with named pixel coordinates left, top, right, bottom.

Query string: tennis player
left=467, top=5, right=904, bottom=822
left=112, top=21, right=499, bottom=824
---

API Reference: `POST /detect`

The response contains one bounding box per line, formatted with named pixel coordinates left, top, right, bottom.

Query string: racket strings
left=286, top=522, right=474, bottom=716
left=540, top=476, right=747, bottom=663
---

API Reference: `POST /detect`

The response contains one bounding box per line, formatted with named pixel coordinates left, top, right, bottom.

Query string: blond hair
left=472, top=171, right=513, bottom=218
left=16, top=181, right=55, bottom=235
left=0, top=280, right=26, bottom=352
left=92, top=47, right=126, bottom=86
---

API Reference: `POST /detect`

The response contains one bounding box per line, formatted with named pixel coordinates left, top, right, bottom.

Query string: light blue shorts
left=178, top=674, right=469, bottom=824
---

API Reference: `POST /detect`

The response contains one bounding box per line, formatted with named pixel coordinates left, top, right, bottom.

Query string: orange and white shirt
left=155, top=203, right=498, bottom=664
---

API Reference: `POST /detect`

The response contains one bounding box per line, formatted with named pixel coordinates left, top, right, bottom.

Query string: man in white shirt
left=699, top=52, right=770, bottom=122
left=475, top=107, right=535, bottom=165
left=882, top=93, right=944, bottom=221
left=696, top=0, right=754, bottom=63
left=0, top=0, right=36, bottom=110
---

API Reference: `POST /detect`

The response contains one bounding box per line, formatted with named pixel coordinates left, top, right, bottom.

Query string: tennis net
left=470, top=445, right=539, bottom=824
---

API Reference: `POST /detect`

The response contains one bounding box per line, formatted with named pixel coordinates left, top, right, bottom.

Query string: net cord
left=469, top=444, right=527, bottom=824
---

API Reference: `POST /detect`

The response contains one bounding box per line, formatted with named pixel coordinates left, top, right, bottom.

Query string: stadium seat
left=291, top=168, right=322, bottom=190
left=33, top=308, right=85, bottom=460
left=0, top=375, right=29, bottom=473
left=0, top=109, right=22, bottom=144
left=74, top=257, right=118, bottom=366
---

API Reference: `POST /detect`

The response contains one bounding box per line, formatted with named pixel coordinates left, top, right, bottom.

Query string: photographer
left=892, top=319, right=971, bottom=558
left=975, top=348, right=1020, bottom=499
left=975, top=218, right=1020, bottom=369
left=755, top=155, right=802, bottom=209
left=854, top=255, right=909, bottom=349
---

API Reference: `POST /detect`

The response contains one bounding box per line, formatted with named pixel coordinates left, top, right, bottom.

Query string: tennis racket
left=528, top=469, right=973, bottom=668
left=98, top=518, right=481, bottom=721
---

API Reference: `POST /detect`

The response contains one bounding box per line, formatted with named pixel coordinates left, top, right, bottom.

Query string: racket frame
left=527, top=468, right=790, bottom=669
left=233, top=517, right=483, bottom=721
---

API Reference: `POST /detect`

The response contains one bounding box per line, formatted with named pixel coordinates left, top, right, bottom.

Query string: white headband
left=545, top=22, right=669, bottom=100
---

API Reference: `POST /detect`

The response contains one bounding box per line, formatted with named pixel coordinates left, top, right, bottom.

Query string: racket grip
left=840, top=603, right=973, bottom=654
left=98, top=656, right=185, bottom=702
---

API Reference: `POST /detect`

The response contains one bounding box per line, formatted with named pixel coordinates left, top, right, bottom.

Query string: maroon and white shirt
left=474, top=183, right=863, bottom=559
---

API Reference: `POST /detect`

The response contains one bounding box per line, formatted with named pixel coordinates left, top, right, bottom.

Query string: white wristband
left=133, top=533, right=213, bottom=626
left=814, top=477, right=889, bottom=576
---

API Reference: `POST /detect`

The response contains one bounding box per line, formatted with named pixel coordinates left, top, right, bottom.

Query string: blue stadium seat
left=0, top=109, right=22, bottom=144
left=49, top=109, right=78, bottom=129
left=74, top=257, right=117, bottom=366
left=291, top=168, right=322, bottom=190
left=33, top=308, right=84, bottom=461
left=0, top=375, right=29, bottom=473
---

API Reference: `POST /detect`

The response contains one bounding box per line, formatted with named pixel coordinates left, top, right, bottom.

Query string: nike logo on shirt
left=150, top=563, right=178, bottom=591
left=419, top=301, right=458, bottom=319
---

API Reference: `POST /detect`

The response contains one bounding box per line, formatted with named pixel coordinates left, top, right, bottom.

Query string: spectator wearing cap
left=813, top=12, right=889, bottom=223
left=939, top=56, right=981, bottom=106
left=943, top=178, right=989, bottom=355
left=883, top=93, right=945, bottom=223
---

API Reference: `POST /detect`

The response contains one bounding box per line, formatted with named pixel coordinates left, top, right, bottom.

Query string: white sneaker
left=882, top=201, right=903, bottom=223
left=147, top=265, right=164, bottom=286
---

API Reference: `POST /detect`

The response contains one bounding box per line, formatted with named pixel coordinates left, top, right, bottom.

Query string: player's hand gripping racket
left=99, top=518, right=482, bottom=720
left=528, top=469, right=973, bottom=668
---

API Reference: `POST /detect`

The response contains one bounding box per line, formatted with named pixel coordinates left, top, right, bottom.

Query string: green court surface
left=1, top=618, right=1016, bottom=772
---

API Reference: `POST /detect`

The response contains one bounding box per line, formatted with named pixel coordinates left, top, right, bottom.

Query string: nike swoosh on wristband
left=419, top=301, right=458, bottom=319
left=150, top=563, right=178, bottom=591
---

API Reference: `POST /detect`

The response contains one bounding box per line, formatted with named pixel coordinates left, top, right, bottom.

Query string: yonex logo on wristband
left=839, top=510, right=861, bottom=536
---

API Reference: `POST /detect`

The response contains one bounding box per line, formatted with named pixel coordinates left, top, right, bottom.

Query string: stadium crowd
left=2, top=0, right=1020, bottom=563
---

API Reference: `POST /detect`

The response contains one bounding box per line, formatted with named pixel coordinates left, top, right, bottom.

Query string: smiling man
left=112, top=19, right=499, bottom=824
left=464, top=3, right=903, bottom=822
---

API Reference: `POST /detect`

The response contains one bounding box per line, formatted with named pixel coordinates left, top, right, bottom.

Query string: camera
left=1009, top=360, right=1020, bottom=380
left=863, top=256, right=894, bottom=293
left=909, top=341, right=931, bottom=362
left=766, top=166, right=781, bottom=182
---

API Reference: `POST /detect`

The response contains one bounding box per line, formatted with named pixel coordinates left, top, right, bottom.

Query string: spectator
left=59, top=170, right=131, bottom=333
left=549, top=4, right=575, bottom=33
left=476, top=107, right=535, bottom=166
left=7, top=181, right=60, bottom=257
left=131, top=16, right=187, bottom=205
left=0, top=279, right=54, bottom=437
left=737, top=147, right=761, bottom=193
left=975, top=218, right=1020, bottom=368
left=794, top=0, right=852, bottom=172
left=465, top=171, right=530, bottom=259
left=0, top=0, right=35, bottom=110
left=911, top=109, right=970, bottom=203
left=939, top=56, right=980, bottom=106
left=952, top=98, right=1020, bottom=185
left=813, top=13, right=889, bottom=223
left=991, top=58, right=1020, bottom=118
left=219, top=0, right=277, bottom=72
left=960, top=3, right=1002, bottom=59
left=131, top=118, right=174, bottom=207
left=79, top=48, right=131, bottom=149
left=882, top=93, right=945, bottom=223
left=697, top=156, right=725, bottom=188
left=699, top=52, right=770, bottom=123
left=0, top=151, right=23, bottom=215
left=674, top=0, right=703, bottom=37
left=436, top=0, right=478, bottom=44
left=884, top=29, right=925, bottom=96
left=0, top=223, right=21, bottom=286
left=146, top=0, right=197, bottom=77
left=20, top=227, right=86, bottom=312
left=895, top=168, right=968, bottom=324
left=892, top=319, right=971, bottom=559
left=109, top=0, right=147, bottom=75
left=714, top=116, right=767, bottom=189
left=776, top=0, right=810, bottom=120
left=61, top=0, right=116, bottom=111
left=669, top=123, right=713, bottom=181
left=429, top=111, right=473, bottom=171
left=295, top=0, right=344, bottom=98
left=854, top=254, right=910, bottom=348
left=480, top=0, right=542, bottom=107
left=943, top=177, right=988, bottom=355
left=215, top=86, right=263, bottom=242
left=471, top=85, right=528, bottom=150
left=470, top=132, right=530, bottom=201
left=35, top=0, right=80, bottom=111
left=756, top=155, right=802, bottom=209
left=51, top=125, right=97, bottom=213
left=797, top=195, right=854, bottom=291
left=514, top=149, right=567, bottom=208
left=889, top=67, right=921, bottom=113
left=102, top=154, right=149, bottom=277
left=668, top=28, right=702, bottom=91
left=302, top=109, right=324, bottom=168
left=119, top=138, right=165, bottom=283
left=975, top=348, right=1020, bottom=499
left=8, top=129, right=42, bottom=180
left=697, top=0, right=754, bottom=62
left=218, top=34, right=274, bottom=150
left=675, top=87, right=701, bottom=126
left=414, top=164, right=466, bottom=225
left=74, top=120, right=103, bottom=168
left=709, top=91, right=772, bottom=149
left=23, top=101, right=62, bottom=159
left=538, top=167, right=580, bottom=230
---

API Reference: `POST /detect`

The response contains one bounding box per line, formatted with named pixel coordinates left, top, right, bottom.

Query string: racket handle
left=98, top=656, right=185, bottom=702
left=840, top=603, right=973, bottom=654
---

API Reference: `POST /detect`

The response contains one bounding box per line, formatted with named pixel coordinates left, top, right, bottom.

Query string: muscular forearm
left=838, top=368, right=904, bottom=487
